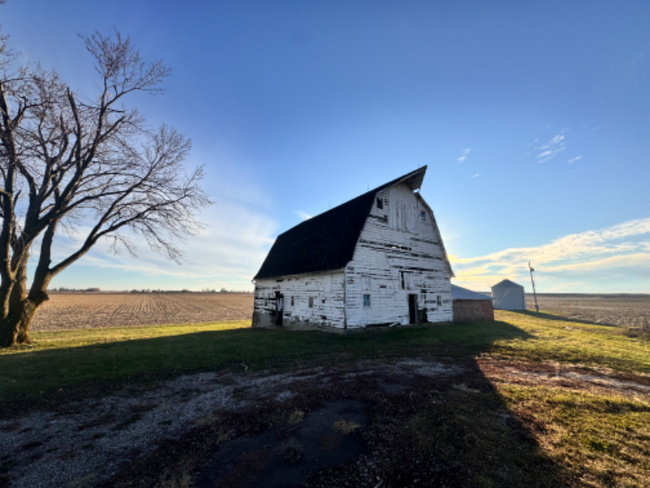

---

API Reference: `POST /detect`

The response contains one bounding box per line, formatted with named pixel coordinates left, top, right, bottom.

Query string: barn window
left=309, top=297, right=314, bottom=308
left=376, top=197, right=383, bottom=209
left=291, top=296, right=294, bottom=307
left=420, top=211, right=426, bottom=221
left=363, top=294, right=371, bottom=307
left=400, top=271, right=411, bottom=290
left=362, top=275, right=371, bottom=291
left=437, top=295, right=442, bottom=306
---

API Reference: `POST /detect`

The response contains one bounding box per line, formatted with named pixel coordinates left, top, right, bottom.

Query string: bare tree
left=0, top=31, right=210, bottom=347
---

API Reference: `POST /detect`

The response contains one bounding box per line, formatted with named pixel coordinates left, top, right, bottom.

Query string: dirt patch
left=479, top=357, right=650, bottom=397
left=0, top=359, right=461, bottom=487
left=4, top=356, right=647, bottom=487
left=195, top=400, right=368, bottom=488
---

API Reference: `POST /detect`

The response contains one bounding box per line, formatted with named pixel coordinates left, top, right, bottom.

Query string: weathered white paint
left=253, top=182, right=453, bottom=331
left=344, top=184, right=452, bottom=328
left=253, top=271, right=346, bottom=330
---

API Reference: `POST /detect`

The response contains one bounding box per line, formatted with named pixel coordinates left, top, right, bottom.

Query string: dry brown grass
left=31, top=293, right=253, bottom=331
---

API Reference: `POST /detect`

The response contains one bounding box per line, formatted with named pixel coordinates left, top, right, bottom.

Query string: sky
left=1, top=0, right=649, bottom=293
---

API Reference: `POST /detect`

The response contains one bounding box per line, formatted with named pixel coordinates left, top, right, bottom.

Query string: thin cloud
left=568, top=156, right=583, bottom=164
left=542, top=253, right=650, bottom=273
left=457, top=148, right=471, bottom=163
left=472, top=174, right=480, bottom=178
left=294, top=210, right=312, bottom=221
left=43, top=202, right=279, bottom=291
left=452, top=217, right=650, bottom=291
left=535, top=134, right=566, bottom=163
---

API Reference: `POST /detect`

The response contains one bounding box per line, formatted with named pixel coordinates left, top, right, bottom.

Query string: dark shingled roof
left=254, top=167, right=427, bottom=280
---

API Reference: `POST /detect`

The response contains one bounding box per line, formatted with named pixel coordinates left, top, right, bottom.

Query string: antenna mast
left=529, top=262, right=539, bottom=313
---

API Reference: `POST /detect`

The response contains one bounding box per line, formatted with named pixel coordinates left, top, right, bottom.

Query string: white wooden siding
left=254, top=271, right=346, bottom=329
left=345, top=184, right=452, bottom=328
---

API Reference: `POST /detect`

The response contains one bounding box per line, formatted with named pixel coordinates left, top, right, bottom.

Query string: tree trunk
left=0, top=257, right=47, bottom=347
left=12, top=259, right=32, bottom=343
left=0, top=295, right=48, bottom=347
left=0, top=299, right=40, bottom=347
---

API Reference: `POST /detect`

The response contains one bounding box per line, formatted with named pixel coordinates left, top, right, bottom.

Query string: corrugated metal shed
left=451, top=284, right=491, bottom=301
left=491, top=279, right=526, bottom=310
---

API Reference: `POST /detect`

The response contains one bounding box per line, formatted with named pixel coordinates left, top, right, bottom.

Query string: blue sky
left=2, top=0, right=649, bottom=292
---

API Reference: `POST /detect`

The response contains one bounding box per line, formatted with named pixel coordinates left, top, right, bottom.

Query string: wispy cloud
left=457, top=148, right=471, bottom=163
left=535, top=134, right=566, bottom=163
left=294, top=210, right=312, bottom=221
left=43, top=202, right=279, bottom=291
left=568, top=156, right=583, bottom=164
left=472, top=174, right=480, bottom=178
left=452, top=217, right=650, bottom=291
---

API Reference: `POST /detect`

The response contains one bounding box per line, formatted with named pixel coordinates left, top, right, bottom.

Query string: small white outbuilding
left=491, top=279, right=526, bottom=311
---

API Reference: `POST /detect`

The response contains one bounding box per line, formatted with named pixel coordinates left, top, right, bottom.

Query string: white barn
left=491, top=279, right=527, bottom=311
left=252, top=167, right=454, bottom=332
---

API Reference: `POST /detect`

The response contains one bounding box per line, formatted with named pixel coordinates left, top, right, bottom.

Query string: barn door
left=408, top=294, right=418, bottom=324
left=275, top=292, right=284, bottom=326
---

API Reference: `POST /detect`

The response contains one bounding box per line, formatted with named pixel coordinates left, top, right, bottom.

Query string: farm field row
left=31, top=293, right=254, bottom=331
left=527, top=293, right=650, bottom=330
left=32, top=292, right=650, bottom=332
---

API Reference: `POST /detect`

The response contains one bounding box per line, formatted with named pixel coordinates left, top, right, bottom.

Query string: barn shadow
left=2, top=321, right=571, bottom=486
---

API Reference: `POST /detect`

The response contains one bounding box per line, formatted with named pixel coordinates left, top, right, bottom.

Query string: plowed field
left=31, top=293, right=254, bottom=331
left=527, top=293, right=650, bottom=330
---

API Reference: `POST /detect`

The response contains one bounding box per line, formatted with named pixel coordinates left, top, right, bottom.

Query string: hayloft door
left=408, top=294, right=418, bottom=324
left=275, top=292, right=284, bottom=326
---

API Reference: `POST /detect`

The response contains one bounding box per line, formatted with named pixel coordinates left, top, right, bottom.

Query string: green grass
left=406, top=388, right=564, bottom=487
left=0, top=319, right=526, bottom=415
left=499, top=385, right=650, bottom=487
left=491, top=310, right=650, bottom=375
left=0, top=320, right=251, bottom=354
left=1, top=310, right=649, bottom=418
left=3, top=311, right=650, bottom=487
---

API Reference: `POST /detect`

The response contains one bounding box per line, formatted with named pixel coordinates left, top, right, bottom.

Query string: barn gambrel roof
left=253, top=167, right=454, bottom=280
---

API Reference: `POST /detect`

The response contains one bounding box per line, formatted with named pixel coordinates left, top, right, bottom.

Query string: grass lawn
left=0, top=318, right=527, bottom=415
left=1, top=311, right=649, bottom=417
left=492, top=310, right=650, bottom=375
left=2, top=311, right=650, bottom=487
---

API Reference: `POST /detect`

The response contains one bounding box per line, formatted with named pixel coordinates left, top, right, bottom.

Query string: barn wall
left=452, top=300, right=494, bottom=323
left=345, top=183, right=452, bottom=328
left=253, top=272, right=346, bottom=330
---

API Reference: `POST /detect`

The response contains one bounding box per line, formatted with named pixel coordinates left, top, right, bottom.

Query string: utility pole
left=529, top=262, right=539, bottom=313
